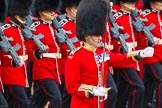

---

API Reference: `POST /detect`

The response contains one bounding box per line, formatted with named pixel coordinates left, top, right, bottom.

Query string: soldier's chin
left=49, top=16, right=54, bottom=21
left=15, top=16, right=26, bottom=24
left=160, top=8, right=162, bottom=11
left=95, top=43, right=101, bottom=48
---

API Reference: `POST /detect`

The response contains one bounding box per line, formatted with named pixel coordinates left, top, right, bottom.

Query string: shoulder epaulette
left=68, top=47, right=82, bottom=59
left=1, top=24, right=11, bottom=31
left=113, top=12, right=122, bottom=19
left=70, top=46, right=82, bottom=55
left=140, top=9, right=151, bottom=17
left=30, top=21, right=40, bottom=29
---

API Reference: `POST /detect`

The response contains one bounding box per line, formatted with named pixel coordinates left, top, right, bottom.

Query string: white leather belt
left=7, top=55, right=28, bottom=61
left=126, top=42, right=137, bottom=48
left=42, top=53, right=62, bottom=59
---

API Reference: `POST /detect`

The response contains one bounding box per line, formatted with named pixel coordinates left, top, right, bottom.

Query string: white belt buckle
left=55, top=53, right=61, bottom=58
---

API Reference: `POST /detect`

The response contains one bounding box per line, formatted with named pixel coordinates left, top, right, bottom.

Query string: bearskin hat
left=143, top=0, right=162, bottom=9
left=115, top=0, right=138, bottom=4
left=32, top=0, right=60, bottom=17
left=59, top=0, right=80, bottom=14
left=8, top=0, right=33, bottom=17
left=76, top=0, right=110, bottom=41
left=0, top=0, right=7, bottom=22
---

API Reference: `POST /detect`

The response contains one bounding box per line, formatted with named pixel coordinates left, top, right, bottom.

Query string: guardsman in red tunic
left=104, top=2, right=142, bottom=107
left=58, top=0, right=81, bottom=68
left=137, top=0, right=162, bottom=108
left=111, top=0, right=146, bottom=108
left=57, top=0, right=81, bottom=108
left=30, top=0, right=62, bottom=108
left=0, top=0, right=9, bottom=107
left=0, top=0, right=33, bottom=107
left=65, top=0, right=154, bottom=108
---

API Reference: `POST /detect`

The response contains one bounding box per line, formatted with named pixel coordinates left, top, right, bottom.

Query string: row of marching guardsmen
left=0, top=0, right=161, bottom=108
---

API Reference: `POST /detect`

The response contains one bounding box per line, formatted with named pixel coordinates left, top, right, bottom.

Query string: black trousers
left=114, top=68, right=145, bottom=108
left=104, top=72, right=118, bottom=108
left=0, top=92, right=8, bottom=108
left=143, top=62, right=162, bottom=108
left=59, top=76, right=71, bottom=108
left=4, top=85, right=30, bottom=108
left=31, top=79, right=61, bottom=108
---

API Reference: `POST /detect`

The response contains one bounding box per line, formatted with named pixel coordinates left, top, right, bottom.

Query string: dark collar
left=151, top=8, right=160, bottom=14
left=120, top=10, right=130, bottom=15
left=65, top=15, right=75, bottom=22
left=40, top=19, right=52, bottom=25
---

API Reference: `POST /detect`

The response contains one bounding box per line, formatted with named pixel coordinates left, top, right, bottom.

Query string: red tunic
left=137, top=9, right=162, bottom=64
left=0, top=21, right=29, bottom=87
left=57, top=14, right=81, bottom=75
left=65, top=43, right=138, bottom=108
left=30, top=19, right=62, bottom=84
left=112, top=10, right=139, bottom=70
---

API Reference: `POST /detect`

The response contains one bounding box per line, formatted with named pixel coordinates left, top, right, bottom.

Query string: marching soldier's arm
left=109, top=47, right=154, bottom=68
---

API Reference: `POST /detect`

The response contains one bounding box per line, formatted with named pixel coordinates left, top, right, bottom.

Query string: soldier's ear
left=65, top=8, right=70, bottom=14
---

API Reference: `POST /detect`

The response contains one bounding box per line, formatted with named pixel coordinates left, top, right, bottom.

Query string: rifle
left=52, top=17, right=76, bottom=51
left=131, top=10, right=155, bottom=47
left=109, top=12, right=129, bottom=53
left=0, top=30, right=21, bottom=66
left=21, top=16, right=47, bottom=51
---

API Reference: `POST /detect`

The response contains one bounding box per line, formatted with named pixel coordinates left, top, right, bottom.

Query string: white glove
left=93, top=86, right=107, bottom=96
left=139, top=47, right=154, bottom=58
